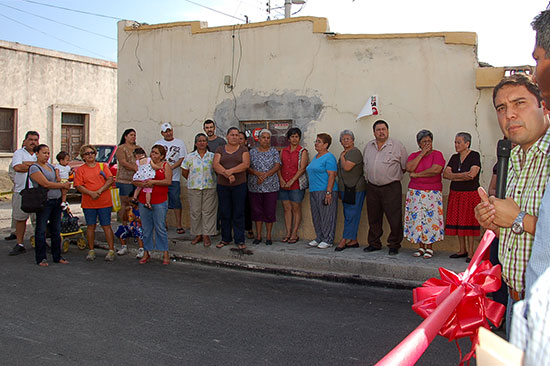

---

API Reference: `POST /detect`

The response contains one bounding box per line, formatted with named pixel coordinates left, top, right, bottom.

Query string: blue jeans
left=35, top=198, right=62, bottom=264
left=167, top=181, right=182, bottom=209
left=217, top=183, right=247, bottom=244
left=139, top=201, right=169, bottom=251
left=341, top=191, right=366, bottom=240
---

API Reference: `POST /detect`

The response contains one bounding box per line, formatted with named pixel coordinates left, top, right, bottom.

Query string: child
left=114, top=200, right=145, bottom=258
left=55, top=151, right=73, bottom=210
left=130, top=147, right=159, bottom=209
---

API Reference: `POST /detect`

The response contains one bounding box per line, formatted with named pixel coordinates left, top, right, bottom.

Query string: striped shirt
left=499, top=127, right=550, bottom=293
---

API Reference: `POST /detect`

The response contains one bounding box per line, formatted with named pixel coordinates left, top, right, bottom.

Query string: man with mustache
left=474, top=73, right=550, bottom=338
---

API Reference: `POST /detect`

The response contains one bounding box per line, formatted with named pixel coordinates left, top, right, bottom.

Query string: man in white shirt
left=9, top=131, right=39, bottom=256
left=154, top=122, right=187, bottom=234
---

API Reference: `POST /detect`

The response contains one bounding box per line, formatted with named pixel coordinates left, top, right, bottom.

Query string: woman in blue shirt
left=306, top=133, right=338, bottom=249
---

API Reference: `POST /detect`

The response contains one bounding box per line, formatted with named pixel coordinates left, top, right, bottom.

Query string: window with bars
left=0, top=108, right=16, bottom=152
left=239, top=120, right=292, bottom=150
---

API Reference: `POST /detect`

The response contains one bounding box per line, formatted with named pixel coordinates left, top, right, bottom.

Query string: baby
left=115, top=200, right=145, bottom=258
left=55, top=151, right=73, bottom=210
left=131, top=148, right=160, bottom=209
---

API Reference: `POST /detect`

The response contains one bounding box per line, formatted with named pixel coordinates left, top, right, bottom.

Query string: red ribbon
left=412, top=248, right=506, bottom=364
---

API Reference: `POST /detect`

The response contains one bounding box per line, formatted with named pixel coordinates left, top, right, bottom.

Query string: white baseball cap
left=161, top=122, right=173, bottom=132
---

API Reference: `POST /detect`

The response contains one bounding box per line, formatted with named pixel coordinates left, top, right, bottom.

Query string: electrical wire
left=0, top=2, right=116, bottom=40
left=183, top=0, right=246, bottom=22
left=20, top=0, right=122, bottom=20
left=0, top=13, right=110, bottom=59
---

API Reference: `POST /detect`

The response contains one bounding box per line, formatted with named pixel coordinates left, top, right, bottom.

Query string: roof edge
left=329, top=32, right=477, bottom=46
left=0, top=40, right=116, bottom=69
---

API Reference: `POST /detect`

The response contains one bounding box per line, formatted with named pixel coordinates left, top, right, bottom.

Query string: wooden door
left=61, top=125, right=84, bottom=159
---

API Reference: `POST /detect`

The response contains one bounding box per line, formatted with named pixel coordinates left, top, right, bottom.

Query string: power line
left=20, top=0, right=122, bottom=20
left=0, top=13, right=110, bottom=59
left=183, top=0, right=246, bottom=22
left=0, top=2, right=116, bottom=40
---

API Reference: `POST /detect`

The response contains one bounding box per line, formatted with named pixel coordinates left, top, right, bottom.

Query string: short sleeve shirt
left=337, top=147, right=367, bottom=192
left=446, top=151, right=481, bottom=191
left=248, top=147, right=281, bottom=193
left=208, top=137, right=226, bottom=154
left=182, top=151, right=216, bottom=190
left=29, top=163, right=61, bottom=199
left=154, top=138, right=187, bottom=182
left=74, top=163, right=113, bottom=209
left=407, top=150, right=445, bottom=191
left=306, top=152, right=339, bottom=192
left=11, top=148, right=36, bottom=193
left=216, top=145, right=248, bottom=187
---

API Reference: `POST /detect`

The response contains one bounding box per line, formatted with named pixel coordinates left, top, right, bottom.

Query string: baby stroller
left=30, top=207, right=86, bottom=253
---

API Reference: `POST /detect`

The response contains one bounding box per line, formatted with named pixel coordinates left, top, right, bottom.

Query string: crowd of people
left=7, top=115, right=488, bottom=265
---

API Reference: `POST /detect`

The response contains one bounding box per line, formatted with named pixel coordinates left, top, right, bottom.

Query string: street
left=1, top=243, right=469, bottom=365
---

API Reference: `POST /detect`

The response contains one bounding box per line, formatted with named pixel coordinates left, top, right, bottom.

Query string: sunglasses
left=83, top=151, right=96, bottom=156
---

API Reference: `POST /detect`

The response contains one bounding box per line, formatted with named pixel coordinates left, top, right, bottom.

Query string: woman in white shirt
left=182, top=133, right=217, bottom=247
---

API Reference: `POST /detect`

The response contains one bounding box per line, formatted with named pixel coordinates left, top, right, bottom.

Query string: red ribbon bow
left=412, top=258, right=506, bottom=364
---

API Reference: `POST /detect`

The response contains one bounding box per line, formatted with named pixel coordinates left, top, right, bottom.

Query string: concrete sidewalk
left=91, top=224, right=469, bottom=289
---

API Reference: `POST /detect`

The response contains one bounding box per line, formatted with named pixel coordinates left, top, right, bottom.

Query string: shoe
left=117, top=245, right=129, bottom=256
left=9, top=244, right=26, bottom=256
left=363, top=245, right=381, bottom=252
left=308, top=240, right=319, bottom=247
left=265, top=240, right=273, bottom=245
left=139, top=255, right=150, bottom=264
left=288, top=236, right=299, bottom=244
left=105, top=250, right=116, bottom=262
left=86, top=249, right=96, bottom=261
left=450, top=252, right=468, bottom=259
left=176, top=227, right=185, bottom=234
left=38, top=259, right=48, bottom=267
left=334, top=245, right=346, bottom=252
left=465, top=257, right=472, bottom=263
left=136, top=248, right=145, bottom=259
left=61, top=201, right=69, bottom=210
left=4, top=233, right=16, bottom=241
left=388, top=248, right=399, bottom=255
left=247, top=231, right=255, bottom=239
left=253, top=238, right=262, bottom=245
left=346, top=243, right=359, bottom=248
left=317, top=242, right=332, bottom=249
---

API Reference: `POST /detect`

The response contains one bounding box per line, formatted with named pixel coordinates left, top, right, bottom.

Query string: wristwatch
left=511, top=211, right=526, bottom=235
left=326, top=191, right=331, bottom=195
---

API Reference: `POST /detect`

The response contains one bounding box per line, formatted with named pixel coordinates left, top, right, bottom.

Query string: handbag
left=61, top=209, right=81, bottom=233
left=98, top=163, right=120, bottom=212
left=20, top=166, right=48, bottom=213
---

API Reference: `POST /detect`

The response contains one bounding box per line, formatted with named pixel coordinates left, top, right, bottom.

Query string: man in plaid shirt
left=475, top=73, right=550, bottom=339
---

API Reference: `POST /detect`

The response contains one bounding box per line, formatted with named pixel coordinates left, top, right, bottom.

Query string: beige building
left=0, top=40, right=117, bottom=171
left=117, top=16, right=524, bottom=249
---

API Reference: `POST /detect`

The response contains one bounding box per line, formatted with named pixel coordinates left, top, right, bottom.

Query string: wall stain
left=213, top=89, right=323, bottom=134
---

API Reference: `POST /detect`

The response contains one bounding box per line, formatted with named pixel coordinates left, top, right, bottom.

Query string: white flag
left=356, top=95, right=379, bottom=120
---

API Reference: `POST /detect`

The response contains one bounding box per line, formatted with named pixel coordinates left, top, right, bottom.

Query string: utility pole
left=284, top=0, right=291, bottom=18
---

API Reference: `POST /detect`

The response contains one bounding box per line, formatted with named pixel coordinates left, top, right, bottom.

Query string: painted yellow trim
left=124, top=16, right=329, bottom=34
left=329, top=32, right=477, bottom=46
left=476, top=68, right=506, bottom=88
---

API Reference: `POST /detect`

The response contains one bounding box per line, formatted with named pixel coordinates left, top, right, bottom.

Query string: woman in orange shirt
left=74, top=144, right=116, bottom=262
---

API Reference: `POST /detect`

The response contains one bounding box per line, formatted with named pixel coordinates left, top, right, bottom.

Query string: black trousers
left=366, top=181, right=403, bottom=249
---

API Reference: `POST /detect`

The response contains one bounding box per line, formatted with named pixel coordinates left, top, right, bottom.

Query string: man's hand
left=488, top=196, right=521, bottom=228
left=474, top=187, right=499, bottom=231
left=89, top=191, right=101, bottom=200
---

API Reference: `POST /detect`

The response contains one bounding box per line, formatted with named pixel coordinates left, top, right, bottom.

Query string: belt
left=508, top=287, right=525, bottom=301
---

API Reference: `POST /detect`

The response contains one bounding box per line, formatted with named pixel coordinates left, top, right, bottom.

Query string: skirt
left=445, top=189, right=481, bottom=236
left=404, top=189, right=445, bottom=245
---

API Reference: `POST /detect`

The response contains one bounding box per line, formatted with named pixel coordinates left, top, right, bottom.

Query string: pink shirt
left=407, top=150, right=445, bottom=191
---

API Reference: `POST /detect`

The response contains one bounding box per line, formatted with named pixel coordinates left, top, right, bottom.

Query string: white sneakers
left=308, top=240, right=319, bottom=247
left=308, top=240, right=332, bottom=249
left=117, top=245, right=128, bottom=256
left=136, top=248, right=145, bottom=259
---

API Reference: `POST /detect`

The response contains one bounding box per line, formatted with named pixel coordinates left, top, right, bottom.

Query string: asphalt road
left=0, top=242, right=471, bottom=366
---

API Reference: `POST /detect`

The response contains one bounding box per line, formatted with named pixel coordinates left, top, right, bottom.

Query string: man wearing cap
left=155, top=122, right=188, bottom=234
left=203, top=119, right=226, bottom=153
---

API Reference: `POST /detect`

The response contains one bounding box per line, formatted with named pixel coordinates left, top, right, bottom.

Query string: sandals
left=246, top=231, right=255, bottom=239
left=281, top=236, right=290, bottom=243
left=413, top=248, right=426, bottom=257
left=288, top=236, right=299, bottom=244
left=191, top=235, right=203, bottom=245
left=216, top=241, right=231, bottom=249
left=423, top=249, right=434, bottom=259
left=176, top=228, right=185, bottom=234
left=204, top=237, right=211, bottom=247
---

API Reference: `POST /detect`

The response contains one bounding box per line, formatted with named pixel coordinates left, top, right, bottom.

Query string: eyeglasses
left=83, top=151, right=96, bottom=156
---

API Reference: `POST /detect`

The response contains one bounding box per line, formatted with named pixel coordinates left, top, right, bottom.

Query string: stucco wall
left=117, top=17, right=506, bottom=250
left=0, top=41, right=117, bottom=171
